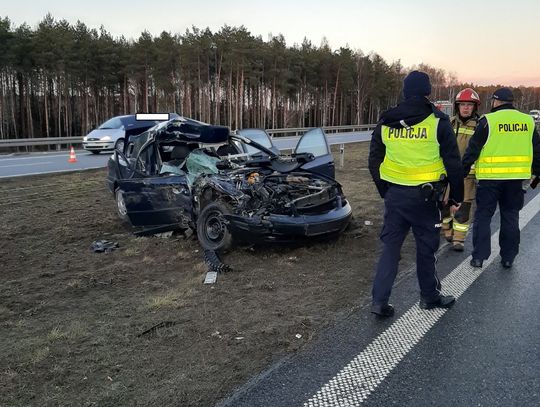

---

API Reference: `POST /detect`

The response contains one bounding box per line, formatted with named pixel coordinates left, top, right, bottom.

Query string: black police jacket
left=462, top=104, right=540, bottom=177
left=368, top=96, right=464, bottom=204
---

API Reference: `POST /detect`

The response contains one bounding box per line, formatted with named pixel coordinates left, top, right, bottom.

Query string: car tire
left=90, top=150, right=100, bottom=155
left=115, top=138, right=125, bottom=153
left=115, top=188, right=130, bottom=224
left=196, top=201, right=233, bottom=252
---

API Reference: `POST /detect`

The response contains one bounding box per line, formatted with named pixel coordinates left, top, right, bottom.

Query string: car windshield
left=98, top=117, right=124, bottom=130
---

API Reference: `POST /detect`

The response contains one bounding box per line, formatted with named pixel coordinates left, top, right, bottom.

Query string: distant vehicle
left=106, top=117, right=351, bottom=252
left=529, top=110, right=540, bottom=122
left=83, top=113, right=179, bottom=154
left=434, top=100, right=453, bottom=117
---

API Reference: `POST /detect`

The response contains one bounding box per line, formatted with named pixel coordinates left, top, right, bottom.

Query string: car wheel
left=196, top=201, right=233, bottom=252
left=115, top=138, right=125, bottom=153
left=115, top=188, right=130, bottom=224
left=90, top=150, right=100, bottom=155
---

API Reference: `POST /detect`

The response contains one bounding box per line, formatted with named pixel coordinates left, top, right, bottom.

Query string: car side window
left=295, top=128, right=330, bottom=157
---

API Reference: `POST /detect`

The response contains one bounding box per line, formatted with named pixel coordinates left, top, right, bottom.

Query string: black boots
left=420, top=295, right=456, bottom=310
left=371, top=303, right=395, bottom=317
left=470, top=258, right=483, bottom=268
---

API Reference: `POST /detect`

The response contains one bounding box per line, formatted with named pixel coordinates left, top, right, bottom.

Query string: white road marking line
left=0, top=162, right=54, bottom=168
left=0, top=166, right=105, bottom=179
left=304, top=191, right=540, bottom=407
left=0, top=151, right=92, bottom=161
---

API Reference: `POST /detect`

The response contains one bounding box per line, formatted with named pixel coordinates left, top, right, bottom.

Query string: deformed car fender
left=191, top=174, right=245, bottom=215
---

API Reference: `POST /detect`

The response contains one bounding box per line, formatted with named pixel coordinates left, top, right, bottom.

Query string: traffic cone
left=68, top=146, right=78, bottom=163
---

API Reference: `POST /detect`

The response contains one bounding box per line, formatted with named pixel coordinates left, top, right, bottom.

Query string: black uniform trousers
left=472, top=180, right=525, bottom=262
left=372, top=184, right=442, bottom=306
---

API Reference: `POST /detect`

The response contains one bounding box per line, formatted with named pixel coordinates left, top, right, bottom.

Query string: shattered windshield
left=186, top=149, right=220, bottom=184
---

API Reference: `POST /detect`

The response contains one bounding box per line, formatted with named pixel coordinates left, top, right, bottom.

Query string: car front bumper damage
left=224, top=200, right=352, bottom=241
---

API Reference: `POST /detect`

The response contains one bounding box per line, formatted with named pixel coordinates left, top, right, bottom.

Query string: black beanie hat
left=403, top=71, right=432, bottom=99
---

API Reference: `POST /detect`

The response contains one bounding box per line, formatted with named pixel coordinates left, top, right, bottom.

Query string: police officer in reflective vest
left=463, top=87, right=540, bottom=268
left=441, top=88, right=481, bottom=251
left=368, top=71, right=464, bottom=317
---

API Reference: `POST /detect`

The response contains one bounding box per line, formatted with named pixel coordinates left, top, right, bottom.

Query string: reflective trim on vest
left=476, top=167, right=531, bottom=175
left=477, top=155, right=531, bottom=164
left=380, top=114, right=446, bottom=186
left=476, top=110, right=534, bottom=180
left=458, top=127, right=475, bottom=136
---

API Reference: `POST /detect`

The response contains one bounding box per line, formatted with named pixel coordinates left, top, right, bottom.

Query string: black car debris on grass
left=106, top=117, right=352, bottom=252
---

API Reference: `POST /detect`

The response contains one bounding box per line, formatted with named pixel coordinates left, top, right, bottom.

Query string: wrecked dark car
left=106, top=117, right=352, bottom=251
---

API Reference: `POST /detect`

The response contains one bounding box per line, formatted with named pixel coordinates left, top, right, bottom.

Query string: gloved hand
left=450, top=203, right=461, bottom=215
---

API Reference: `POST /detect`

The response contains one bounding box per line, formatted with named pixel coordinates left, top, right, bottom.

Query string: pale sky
left=2, top=0, right=539, bottom=86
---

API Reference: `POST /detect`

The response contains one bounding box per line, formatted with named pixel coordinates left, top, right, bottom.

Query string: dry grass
left=30, top=347, right=50, bottom=364
left=47, top=327, right=66, bottom=341
left=146, top=292, right=179, bottom=310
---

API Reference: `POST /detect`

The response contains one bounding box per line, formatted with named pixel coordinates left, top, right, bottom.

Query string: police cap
left=491, top=87, right=514, bottom=102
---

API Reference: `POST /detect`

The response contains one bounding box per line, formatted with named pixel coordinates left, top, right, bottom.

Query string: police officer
left=368, top=71, right=464, bottom=317
left=463, top=87, right=540, bottom=268
left=441, top=88, right=481, bottom=251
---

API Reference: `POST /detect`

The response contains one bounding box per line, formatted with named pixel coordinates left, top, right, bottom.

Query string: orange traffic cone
left=68, top=146, right=78, bottom=163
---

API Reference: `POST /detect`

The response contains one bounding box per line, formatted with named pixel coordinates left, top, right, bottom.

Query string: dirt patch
left=0, top=143, right=415, bottom=407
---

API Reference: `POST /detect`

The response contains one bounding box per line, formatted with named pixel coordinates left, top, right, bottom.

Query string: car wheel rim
left=205, top=211, right=225, bottom=243
left=116, top=191, right=127, bottom=217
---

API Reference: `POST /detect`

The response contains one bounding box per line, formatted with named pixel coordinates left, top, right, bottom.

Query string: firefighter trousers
left=372, top=184, right=442, bottom=306
left=442, top=177, right=476, bottom=244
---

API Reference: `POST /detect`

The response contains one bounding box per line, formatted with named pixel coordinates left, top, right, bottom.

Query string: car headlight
left=101, top=136, right=112, bottom=141
left=83, top=136, right=88, bottom=141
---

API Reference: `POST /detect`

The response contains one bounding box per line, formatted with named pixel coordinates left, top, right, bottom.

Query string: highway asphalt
left=216, top=188, right=540, bottom=407
left=0, top=131, right=372, bottom=178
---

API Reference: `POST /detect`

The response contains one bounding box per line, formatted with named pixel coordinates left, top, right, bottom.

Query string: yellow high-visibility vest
left=476, top=109, right=534, bottom=180
left=380, top=114, right=446, bottom=186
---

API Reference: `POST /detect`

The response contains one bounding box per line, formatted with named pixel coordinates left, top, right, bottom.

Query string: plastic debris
left=91, top=240, right=119, bottom=253
left=364, top=220, right=373, bottom=226
left=204, top=271, right=218, bottom=285
left=295, top=334, right=302, bottom=339
left=154, top=231, right=174, bottom=238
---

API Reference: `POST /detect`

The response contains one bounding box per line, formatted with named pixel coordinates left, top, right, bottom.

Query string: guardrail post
left=339, top=143, right=345, bottom=169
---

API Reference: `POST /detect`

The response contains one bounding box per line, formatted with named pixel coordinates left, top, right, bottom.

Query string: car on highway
left=83, top=113, right=179, bottom=154
left=529, top=109, right=540, bottom=123
left=106, top=117, right=352, bottom=251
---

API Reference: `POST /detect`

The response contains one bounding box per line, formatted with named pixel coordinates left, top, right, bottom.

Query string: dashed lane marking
left=304, top=191, right=540, bottom=407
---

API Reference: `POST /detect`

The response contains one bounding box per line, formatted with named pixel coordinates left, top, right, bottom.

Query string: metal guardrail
left=266, top=124, right=376, bottom=137
left=0, top=124, right=377, bottom=151
left=0, top=137, right=82, bottom=148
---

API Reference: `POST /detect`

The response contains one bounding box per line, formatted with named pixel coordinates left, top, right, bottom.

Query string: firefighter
left=441, top=88, right=481, bottom=251
left=463, top=87, right=540, bottom=268
left=368, top=71, right=464, bottom=317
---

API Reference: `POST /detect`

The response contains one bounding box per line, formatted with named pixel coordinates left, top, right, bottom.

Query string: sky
left=1, top=0, right=539, bottom=86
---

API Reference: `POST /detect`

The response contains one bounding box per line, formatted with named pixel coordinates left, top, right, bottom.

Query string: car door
left=116, top=143, right=193, bottom=229
left=294, top=128, right=335, bottom=178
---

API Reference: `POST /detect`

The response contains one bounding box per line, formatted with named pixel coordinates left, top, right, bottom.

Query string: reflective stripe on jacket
left=476, top=110, right=534, bottom=180
left=451, top=115, right=478, bottom=176
left=380, top=113, right=446, bottom=185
